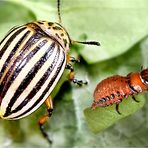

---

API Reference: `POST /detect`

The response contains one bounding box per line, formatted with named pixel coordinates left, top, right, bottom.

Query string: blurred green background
left=0, top=0, right=148, bottom=147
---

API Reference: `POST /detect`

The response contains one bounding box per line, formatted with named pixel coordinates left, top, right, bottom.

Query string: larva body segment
left=92, top=75, right=131, bottom=108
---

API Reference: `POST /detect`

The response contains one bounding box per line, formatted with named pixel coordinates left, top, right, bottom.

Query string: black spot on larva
left=48, top=27, right=51, bottom=29
left=117, top=99, right=122, bottom=103
left=128, top=79, right=139, bottom=93
left=100, top=98, right=107, bottom=102
left=96, top=98, right=106, bottom=104
left=123, top=94, right=127, bottom=98
left=110, top=94, right=115, bottom=99
left=48, top=22, right=54, bottom=26
left=106, top=96, right=110, bottom=101
left=116, top=91, right=120, bottom=97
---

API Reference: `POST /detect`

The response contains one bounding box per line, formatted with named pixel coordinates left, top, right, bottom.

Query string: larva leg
left=66, top=63, right=87, bottom=86
left=38, top=96, right=53, bottom=144
left=116, top=104, right=121, bottom=115
left=132, top=96, right=140, bottom=103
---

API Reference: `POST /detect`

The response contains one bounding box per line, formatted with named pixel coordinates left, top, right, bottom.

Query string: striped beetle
left=0, top=0, right=100, bottom=144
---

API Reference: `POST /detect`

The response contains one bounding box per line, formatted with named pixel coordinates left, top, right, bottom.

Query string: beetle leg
left=67, top=55, right=80, bottom=64
left=66, top=63, right=87, bottom=86
left=69, top=56, right=80, bottom=63
left=38, top=96, right=53, bottom=144
left=132, top=96, right=140, bottom=103
left=116, top=104, right=121, bottom=115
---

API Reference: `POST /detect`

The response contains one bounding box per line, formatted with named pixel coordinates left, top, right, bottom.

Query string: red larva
left=92, top=68, right=148, bottom=114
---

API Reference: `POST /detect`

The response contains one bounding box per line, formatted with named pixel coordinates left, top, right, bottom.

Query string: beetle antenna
left=57, top=0, right=62, bottom=24
left=72, top=40, right=100, bottom=46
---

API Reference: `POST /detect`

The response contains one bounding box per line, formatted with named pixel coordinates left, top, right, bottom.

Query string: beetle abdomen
left=0, top=24, right=66, bottom=120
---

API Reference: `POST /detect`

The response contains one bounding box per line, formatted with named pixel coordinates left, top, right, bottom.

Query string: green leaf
left=0, top=1, right=35, bottom=39
left=61, top=0, right=148, bottom=63
left=8, top=0, right=57, bottom=21
left=141, top=37, right=148, bottom=67
left=84, top=94, right=145, bottom=133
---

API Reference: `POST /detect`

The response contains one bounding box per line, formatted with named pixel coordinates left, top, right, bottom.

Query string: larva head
left=127, top=69, right=148, bottom=93
left=141, top=69, right=148, bottom=86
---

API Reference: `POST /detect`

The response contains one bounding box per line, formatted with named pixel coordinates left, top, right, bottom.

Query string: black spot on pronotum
left=61, top=33, right=64, bottom=36
left=53, top=26, right=62, bottom=30
left=48, top=22, right=54, bottom=26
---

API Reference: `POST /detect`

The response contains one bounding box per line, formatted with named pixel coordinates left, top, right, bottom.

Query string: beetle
left=0, top=0, right=100, bottom=144
left=92, top=68, right=148, bottom=114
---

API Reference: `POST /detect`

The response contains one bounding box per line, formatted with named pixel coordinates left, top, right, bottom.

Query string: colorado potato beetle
left=0, top=0, right=100, bottom=144
left=92, top=68, right=148, bottom=114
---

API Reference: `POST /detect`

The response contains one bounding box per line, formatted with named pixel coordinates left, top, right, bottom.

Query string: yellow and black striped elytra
left=0, top=0, right=100, bottom=144
left=0, top=22, right=68, bottom=120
